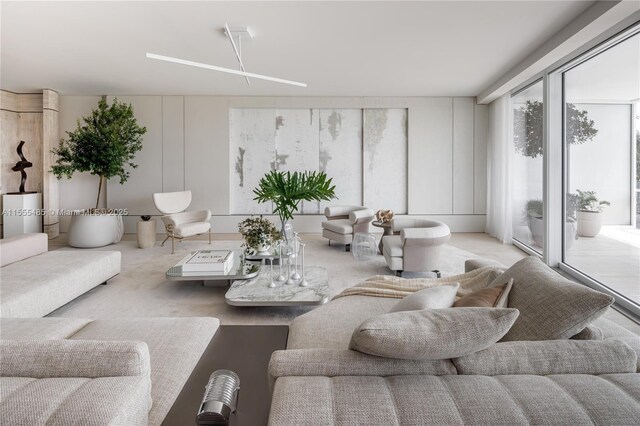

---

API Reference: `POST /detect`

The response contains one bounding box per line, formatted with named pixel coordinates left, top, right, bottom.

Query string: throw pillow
left=488, top=256, right=614, bottom=341
left=349, top=307, right=520, bottom=360
left=388, top=283, right=460, bottom=313
left=453, top=278, right=513, bottom=308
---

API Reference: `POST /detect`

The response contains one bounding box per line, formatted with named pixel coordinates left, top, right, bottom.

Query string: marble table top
left=225, top=266, right=330, bottom=306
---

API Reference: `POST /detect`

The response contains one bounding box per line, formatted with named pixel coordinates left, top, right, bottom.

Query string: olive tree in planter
left=516, top=101, right=597, bottom=246
left=52, top=97, right=146, bottom=248
left=576, top=189, right=610, bottom=237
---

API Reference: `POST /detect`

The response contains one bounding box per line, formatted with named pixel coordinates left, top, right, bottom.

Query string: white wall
left=58, top=96, right=488, bottom=233
left=569, top=103, right=632, bottom=225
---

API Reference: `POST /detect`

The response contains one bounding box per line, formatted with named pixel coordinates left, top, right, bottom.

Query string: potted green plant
left=524, top=196, right=578, bottom=249
left=238, top=216, right=281, bottom=255
left=52, top=96, right=146, bottom=248
left=576, top=189, right=610, bottom=237
left=253, top=170, right=337, bottom=241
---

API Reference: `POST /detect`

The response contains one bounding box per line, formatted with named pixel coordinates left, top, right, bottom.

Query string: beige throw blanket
left=333, top=266, right=505, bottom=300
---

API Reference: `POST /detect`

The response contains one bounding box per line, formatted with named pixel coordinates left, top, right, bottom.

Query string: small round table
left=372, top=220, right=393, bottom=254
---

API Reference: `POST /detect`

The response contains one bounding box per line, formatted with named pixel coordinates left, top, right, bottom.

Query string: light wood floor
left=50, top=231, right=639, bottom=333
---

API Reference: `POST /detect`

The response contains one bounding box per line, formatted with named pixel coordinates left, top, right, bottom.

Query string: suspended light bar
left=145, top=52, right=307, bottom=88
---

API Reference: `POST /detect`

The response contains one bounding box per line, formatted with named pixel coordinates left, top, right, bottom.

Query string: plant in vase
left=253, top=170, right=337, bottom=245
left=575, top=189, right=610, bottom=237
left=51, top=96, right=146, bottom=248
left=238, top=216, right=281, bottom=255
left=523, top=196, right=578, bottom=249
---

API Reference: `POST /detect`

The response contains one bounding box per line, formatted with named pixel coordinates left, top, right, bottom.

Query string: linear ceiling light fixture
left=146, top=24, right=307, bottom=88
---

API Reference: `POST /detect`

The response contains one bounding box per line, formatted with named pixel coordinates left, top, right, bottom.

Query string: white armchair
left=152, top=191, right=211, bottom=253
left=321, top=205, right=375, bottom=251
left=382, top=218, right=450, bottom=277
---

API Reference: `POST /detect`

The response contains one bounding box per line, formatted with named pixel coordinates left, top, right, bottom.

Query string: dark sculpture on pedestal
left=10, top=140, right=35, bottom=194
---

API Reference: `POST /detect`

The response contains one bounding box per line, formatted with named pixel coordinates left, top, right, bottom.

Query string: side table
left=137, top=219, right=156, bottom=249
left=372, top=220, right=394, bottom=254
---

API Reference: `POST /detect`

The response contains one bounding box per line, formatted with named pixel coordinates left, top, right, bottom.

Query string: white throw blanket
left=333, top=266, right=505, bottom=300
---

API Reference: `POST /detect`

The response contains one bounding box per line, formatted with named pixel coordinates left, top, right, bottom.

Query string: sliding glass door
left=512, top=81, right=544, bottom=253
left=562, top=32, right=640, bottom=306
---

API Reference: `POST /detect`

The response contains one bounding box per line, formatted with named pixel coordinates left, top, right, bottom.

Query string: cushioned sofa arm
left=268, top=348, right=456, bottom=390
left=0, top=339, right=151, bottom=379
left=453, top=340, right=637, bottom=376
left=401, top=227, right=451, bottom=246
left=349, top=208, right=374, bottom=225
left=0, top=233, right=48, bottom=267
left=464, top=258, right=506, bottom=273
left=324, top=205, right=361, bottom=219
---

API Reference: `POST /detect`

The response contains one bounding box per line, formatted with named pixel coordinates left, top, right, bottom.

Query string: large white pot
left=527, top=217, right=577, bottom=250
left=578, top=211, right=602, bottom=237
left=67, top=212, right=124, bottom=248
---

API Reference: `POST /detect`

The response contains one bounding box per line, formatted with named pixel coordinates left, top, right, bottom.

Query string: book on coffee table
left=183, top=250, right=233, bottom=273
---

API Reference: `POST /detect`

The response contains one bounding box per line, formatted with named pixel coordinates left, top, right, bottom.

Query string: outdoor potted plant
left=576, top=189, right=610, bottom=237
left=52, top=96, right=146, bottom=248
left=253, top=170, right=337, bottom=242
left=524, top=196, right=578, bottom=249
left=238, top=216, right=281, bottom=255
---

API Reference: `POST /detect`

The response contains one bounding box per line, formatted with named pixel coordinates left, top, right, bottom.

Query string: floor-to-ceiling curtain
left=486, top=94, right=513, bottom=244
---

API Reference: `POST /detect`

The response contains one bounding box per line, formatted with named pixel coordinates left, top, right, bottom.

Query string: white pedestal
left=2, top=193, right=42, bottom=238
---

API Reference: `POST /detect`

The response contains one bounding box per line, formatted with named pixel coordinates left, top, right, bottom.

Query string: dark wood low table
left=162, top=325, right=289, bottom=426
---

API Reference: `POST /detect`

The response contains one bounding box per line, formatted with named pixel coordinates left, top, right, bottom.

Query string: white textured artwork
left=275, top=109, right=321, bottom=214
left=319, top=109, right=362, bottom=212
left=230, top=108, right=275, bottom=214
left=363, top=109, right=408, bottom=213
left=230, top=107, right=407, bottom=215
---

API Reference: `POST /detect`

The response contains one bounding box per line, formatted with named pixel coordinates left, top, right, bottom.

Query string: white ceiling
left=1, top=1, right=597, bottom=96
left=565, top=33, right=640, bottom=103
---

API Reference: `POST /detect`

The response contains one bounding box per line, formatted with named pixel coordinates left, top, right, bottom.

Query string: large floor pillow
left=489, top=256, right=614, bottom=341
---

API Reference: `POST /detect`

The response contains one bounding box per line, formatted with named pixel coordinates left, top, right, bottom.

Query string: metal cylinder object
left=196, top=369, right=240, bottom=426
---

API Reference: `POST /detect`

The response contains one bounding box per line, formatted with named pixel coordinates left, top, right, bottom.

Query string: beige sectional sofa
left=0, top=233, right=220, bottom=424
left=0, top=233, right=121, bottom=317
left=268, top=257, right=640, bottom=425
left=0, top=316, right=219, bottom=425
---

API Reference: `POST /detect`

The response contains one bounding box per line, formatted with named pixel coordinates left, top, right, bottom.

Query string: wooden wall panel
left=43, top=101, right=60, bottom=237
left=17, top=94, right=43, bottom=112
left=408, top=99, right=453, bottom=214
left=453, top=98, right=475, bottom=214
left=162, top=96, right=185, bottom=192
left=16, top=113, right=43, bottom=193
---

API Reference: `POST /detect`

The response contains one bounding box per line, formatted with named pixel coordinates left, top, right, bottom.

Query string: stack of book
left=181, top=250, right=234, bottom=274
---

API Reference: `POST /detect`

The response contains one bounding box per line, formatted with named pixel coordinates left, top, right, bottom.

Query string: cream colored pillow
left=350, top=307, right=520, bottom=360
left=453, top=278, right=513, bottom=308
left=388, top=283, right=460, bottom=313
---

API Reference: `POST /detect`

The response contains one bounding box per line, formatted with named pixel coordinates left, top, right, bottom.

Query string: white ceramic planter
left=578, top=211, right=602, bottom=237
left=67, top=212, right=124, bottom=248
left=528, top=217, right=576, bottom=250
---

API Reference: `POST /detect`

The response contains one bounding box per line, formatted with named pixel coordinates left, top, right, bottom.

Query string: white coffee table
left=225, top=266, right=330, bottom=306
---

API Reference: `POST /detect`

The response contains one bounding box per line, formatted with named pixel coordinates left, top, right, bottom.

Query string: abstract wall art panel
left=363, top=108, right=408, bottom=213
left=229, top=107, right=407, bottom=215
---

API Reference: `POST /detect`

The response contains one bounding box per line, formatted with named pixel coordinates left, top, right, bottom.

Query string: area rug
left=49, top=235, right=480, bottom=325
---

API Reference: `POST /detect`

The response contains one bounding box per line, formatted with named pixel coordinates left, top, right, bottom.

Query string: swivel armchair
left=321, top=206, right=375, bottom=251
left=382, top=218, right=450, bottom=277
